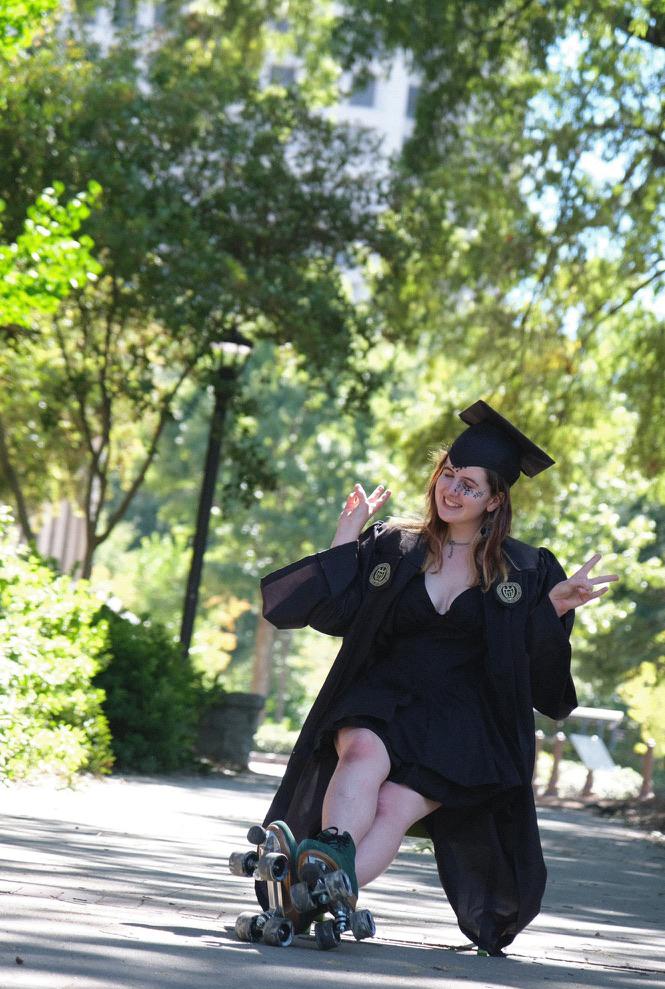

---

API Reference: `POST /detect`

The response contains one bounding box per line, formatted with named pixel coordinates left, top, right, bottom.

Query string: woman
left=255, top=400, right=617, bottom=956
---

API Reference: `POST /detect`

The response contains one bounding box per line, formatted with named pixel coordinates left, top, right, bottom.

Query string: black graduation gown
left=255, top=521, right=577, bottom=955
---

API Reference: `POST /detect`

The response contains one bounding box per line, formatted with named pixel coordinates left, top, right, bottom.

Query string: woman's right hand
left=331, top=483, right=392, bottom=547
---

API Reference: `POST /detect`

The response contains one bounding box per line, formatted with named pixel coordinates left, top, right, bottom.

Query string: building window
left=269, top=64, right=297, bottom=87
left=348, top=76, right=376, bottom=108
left=406, top=85, right=421, bottom=119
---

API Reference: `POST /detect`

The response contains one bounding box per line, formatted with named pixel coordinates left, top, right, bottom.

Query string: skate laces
left=316, top=827, right=352, bottom=847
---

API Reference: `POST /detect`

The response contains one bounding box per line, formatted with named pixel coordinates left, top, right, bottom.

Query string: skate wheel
left=350, top=908, right=375, bottom=941
left=314, top=919, right=341, bottom=951
left=477, top=948, right=490, bottom=957
left=323, top=869, right=353, bottom=901
left=257, top=851, right=289, bottom=882
left=290, top=880, right=316, bottom=913
left=229, top=850, right=259, bottom=877
left=262, top=916, right=294, bottom=947
left=235, top=911, right=265, bottom=942
left=247, top=825, right=267, bottom=845
left=300, top=861, right=324, bottom=887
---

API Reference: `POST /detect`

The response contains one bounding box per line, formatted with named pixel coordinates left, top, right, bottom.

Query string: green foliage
left=320, top=0, right=665, bottom=717
left=0, top=181, right=102, bottom=328
left=94, top=525, right=191, bottom=633
left=3, top=0, right=664, bottom=739
left=0, top=1, right=101, bottom=333
left=91, top=339, right=376, bottom=700
left=0, top=2, right=103, bottom=538
left=0, top=11, right=390, bottom=574
left=0, top=506, right=113, bottom=782
left=619, top=662, right=665, bottom=757
left=254, top=719, right=300, bottom=755
left=95, top=605, right=203, bottom=772
left=0, top=0, right=57, bottom=62
left=371, top=3, right=664, bottom=457
left=94, top=520, right=255, bottom=693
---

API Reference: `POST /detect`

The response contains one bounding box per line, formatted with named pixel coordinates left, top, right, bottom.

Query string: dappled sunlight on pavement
left=0, top=773, right=663, bottom=988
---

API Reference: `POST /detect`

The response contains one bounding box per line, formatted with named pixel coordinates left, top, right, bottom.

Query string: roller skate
left=291, top=827, right=376, bottom=950
left=229, top=820, right=305, bottom=947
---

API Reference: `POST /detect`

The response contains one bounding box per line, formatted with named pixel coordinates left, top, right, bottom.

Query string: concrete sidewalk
left=0, top=766, right=663, bottom=989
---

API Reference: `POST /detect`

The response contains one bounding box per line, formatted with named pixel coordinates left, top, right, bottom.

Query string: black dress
left=317, top=571, right=522, bottom=807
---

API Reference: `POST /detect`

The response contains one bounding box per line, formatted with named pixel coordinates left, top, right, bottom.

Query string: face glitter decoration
left=440, top=465, right=487, bottom=499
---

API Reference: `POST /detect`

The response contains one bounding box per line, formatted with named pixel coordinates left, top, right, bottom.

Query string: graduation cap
left=447, top=400, right=555, bottom=486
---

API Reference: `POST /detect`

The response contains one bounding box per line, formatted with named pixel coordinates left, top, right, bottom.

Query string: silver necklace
left=447, top=539, right=472, bottom=559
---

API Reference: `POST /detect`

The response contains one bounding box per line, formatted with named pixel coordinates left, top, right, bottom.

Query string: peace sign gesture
left=548, top=554, right=619, bottom=618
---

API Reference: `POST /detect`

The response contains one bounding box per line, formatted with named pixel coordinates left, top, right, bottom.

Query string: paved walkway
left=1, top=766, right=663, bottom=989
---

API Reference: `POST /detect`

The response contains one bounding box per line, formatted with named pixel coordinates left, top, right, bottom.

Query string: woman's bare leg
left=355, top=780, right=441, bottom=887
left=321, top=727, right=391, bottom=844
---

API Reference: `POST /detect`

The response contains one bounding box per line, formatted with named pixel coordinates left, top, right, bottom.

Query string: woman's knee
left=335, top=727, right=390, bottom=774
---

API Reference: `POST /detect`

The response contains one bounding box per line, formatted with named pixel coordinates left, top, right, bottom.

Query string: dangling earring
left=480, top=511, right=495, bottom=538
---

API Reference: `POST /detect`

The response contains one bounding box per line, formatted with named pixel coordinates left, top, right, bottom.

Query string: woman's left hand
left=548, top=553, right=619, bottom=618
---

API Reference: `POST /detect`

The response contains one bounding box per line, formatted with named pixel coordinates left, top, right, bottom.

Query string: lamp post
left=179, top=334, right=252, bottom=660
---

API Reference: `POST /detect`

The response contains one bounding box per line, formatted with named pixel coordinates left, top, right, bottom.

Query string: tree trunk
left=274, top=628, right=293, bottom=723
left=0, top=413, right=35, bottom=544
left=80, top=523, right=96, bottom=579
left=252, top=615, right=277, bottom=709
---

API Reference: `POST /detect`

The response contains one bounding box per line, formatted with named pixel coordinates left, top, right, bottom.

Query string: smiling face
left=433, top=458, right=502, bottom=526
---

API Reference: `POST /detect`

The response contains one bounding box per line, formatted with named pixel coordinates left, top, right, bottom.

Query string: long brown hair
left=388, top=449, right=512, bottom=590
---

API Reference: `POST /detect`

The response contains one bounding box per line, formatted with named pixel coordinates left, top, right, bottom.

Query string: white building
left=79, top=2, right=420, bottom=157
left=268, top=50, right=419, bottom=158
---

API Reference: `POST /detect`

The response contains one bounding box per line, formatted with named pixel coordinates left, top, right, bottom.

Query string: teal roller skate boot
left=295, top=827, right=358, bottom=900
left=291, top=828, right=375, bottom=950
left=296, top=828, right=358, bottom=909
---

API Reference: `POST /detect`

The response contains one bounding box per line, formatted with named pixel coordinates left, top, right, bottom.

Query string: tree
left=0, top=7, right=393, bottom=579
left=0, top=3, right=105, bottom=542
left=323, top=0, right=665, bottom=708
left=8, top=1, right=662, bottom=727
left=92, top=338, right=380, bottom=712
left=329, top=1, right=665, bottom=469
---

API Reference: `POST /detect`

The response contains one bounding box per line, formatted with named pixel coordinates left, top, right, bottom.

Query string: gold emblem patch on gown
left=369, top=562, right=391, bottom=587
left=495, top=580, right=522, bottom=605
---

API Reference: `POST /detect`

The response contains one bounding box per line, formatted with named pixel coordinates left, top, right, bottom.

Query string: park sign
left=569, top=733, right=616, bottom=772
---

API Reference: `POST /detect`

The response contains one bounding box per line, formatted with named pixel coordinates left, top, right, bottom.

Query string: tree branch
left=94, top=358, right=199, bottom=547
left=617, top=13, right=665, bottom=50
left=89, top=300, right=122, bottom=534
left=54, top=311, right=97, bottom=458
left=468, top=0, right=539, bottom=45
left=578, top=265, right=665, bottom=345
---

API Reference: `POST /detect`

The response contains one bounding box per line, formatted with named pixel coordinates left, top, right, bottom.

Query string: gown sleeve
left=526, top=547, right=578, bottom=720
left=260, top=522, right=382, bottom=636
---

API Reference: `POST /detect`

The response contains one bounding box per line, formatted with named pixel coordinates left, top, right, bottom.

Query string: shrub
left=95, top=605, right=202, bottom=772
left=619, top=662, right=665, bottom=758
left=0, top=508, right=113, bottom=782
